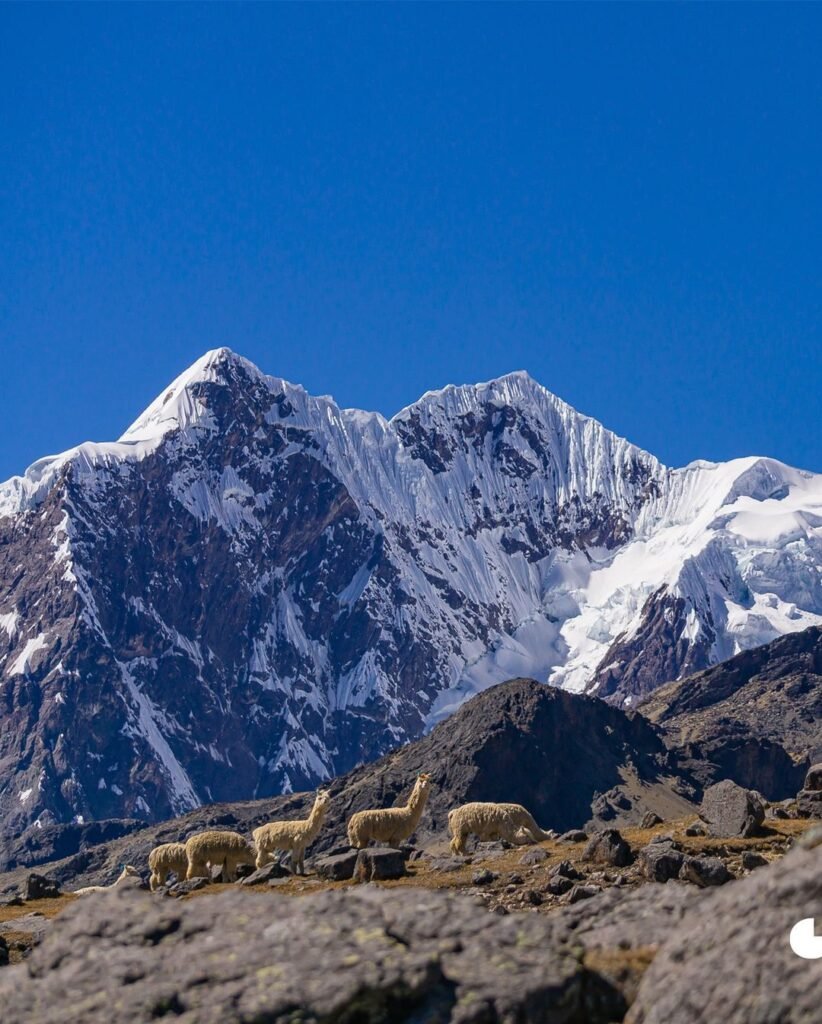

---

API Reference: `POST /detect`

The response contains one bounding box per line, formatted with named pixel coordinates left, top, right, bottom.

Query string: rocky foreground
left=0, top=815, right=818, bottom=1024
left=1, top=806, right=820, bottom=1022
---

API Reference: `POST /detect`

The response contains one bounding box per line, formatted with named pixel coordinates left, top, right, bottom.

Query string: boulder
left=314, top=851, right=358, bottom=882
left=167, top=878, right=208, bottom=896
left=637, top=843, right=684, bottom=883
left=803, top=763, right=822, bottom=791
left=679, top=856, right=731, bottom=888
left=558, top=829, right=588, bottom=843
left=519, top=847, right=548, bottom=866
left=582, top=829, right=633, bottom=867
left=567, top=884, right=600, bottom=904
left=353, top=847, right=406, bottom=882
left=22, top=874, right=60, bottom=901
left=640, top=811, right=663, bottom=829
left=550, top=859, right=583, bottom=881
left=740, top=851, right=768, bottom=871
left=471, top=869, right=497, bottom=886
left=545, top=876, right=574, bottom=896
left=424, top=856, right=465, bottom=873
left=795, top=788, right=822, bottom=818
left=238, top=862, right=289, bottom=886
left=627, top=843, right=822, bottom=1023
left=0, top=885, right=626, bottom=1024
left=699, top=780, right=764, bottom=838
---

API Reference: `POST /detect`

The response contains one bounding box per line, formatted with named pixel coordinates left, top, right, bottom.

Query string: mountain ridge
left=1, top=348, right=820, bottom=838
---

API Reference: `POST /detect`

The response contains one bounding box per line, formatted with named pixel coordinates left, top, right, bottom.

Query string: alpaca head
left=119, top=864, right=140, bottom=881
left=314, top=789, right=331, bottom=812
left=413, top=772, right=432, bottom=799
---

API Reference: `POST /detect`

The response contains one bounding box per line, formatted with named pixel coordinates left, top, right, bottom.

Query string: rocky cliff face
left=1, top=348, right=820, bottom=837
left=640, top=625, right=822, bottom=794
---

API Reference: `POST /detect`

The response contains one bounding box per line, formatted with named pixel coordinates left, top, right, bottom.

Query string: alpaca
left=74, top=864, right=141, bottom=895
left=347, top=773, right=432, bottom=849
left=185, top=830, right=255, bottom=882
left=253, top=789, right=331, bottom=875
left=148, top=842, right=188, bottom=891
left=448, top=802, right=555, bottom=856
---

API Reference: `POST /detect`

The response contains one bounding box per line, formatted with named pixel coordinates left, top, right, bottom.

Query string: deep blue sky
left=2, top=4, right=821, bottom=481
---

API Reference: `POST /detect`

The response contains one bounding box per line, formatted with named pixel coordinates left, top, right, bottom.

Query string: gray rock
left=238, top=862, right=288, bottom=886
left=679, top=855, right=731, bottom=888
left=637, top=843, right=685, bottom=882
left=803, top=763, right=822, bottom=791
left=314, top=851, right=359, bottom=881
left=545, top=876, right=574, bottom=896
left=627, top=843, right=822, bottom=1023
left=209, top=864, right=225, bottom=883
left=550, top=859, right=583, bottom=881
left=796, top=788, right=822, bottom=818
left=0, top=935, right=7, bottom=967
left=640, top=811, right=663, bottom=829
left=558, top=829, right=588, bottom=843
left=684, top=823, right=706, bottom=836
left=167, top=878, right=208, bottom=896
left=353, top=847, right=406, bottom=882
left=700, top=780, right=765, bottom=838
left=471, top=869, right=497, bottom=886
left=22, top=874, right=60, bottom=901
left=0, top=885, right=626, bottom=1023
left=740, top=851, right=769, bottom=870
left=582, top=828, right=633, bottom=867
left=519, top=847, right=548, bottom=866
left=567, top=883, right=600, bottom=904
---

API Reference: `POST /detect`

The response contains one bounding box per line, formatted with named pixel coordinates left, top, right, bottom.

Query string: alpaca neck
left=405, top=786, right=429, bottom=828
left=304, top=802, right=327, bottom=841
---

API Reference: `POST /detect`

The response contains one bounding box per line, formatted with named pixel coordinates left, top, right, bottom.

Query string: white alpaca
left=347, top=773, right=432, bottom=849
left=185, top=830, right=255, bottom=882
left=148, top=842, right=188, bottom=891
left=448, top=802, right=554, bottom=856
left=74, top=864, right=141, bottom=895
left=252, top=789, right=331, bottom=875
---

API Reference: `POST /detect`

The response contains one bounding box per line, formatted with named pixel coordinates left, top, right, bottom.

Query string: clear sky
left=2, top=3, right=820, bottom=482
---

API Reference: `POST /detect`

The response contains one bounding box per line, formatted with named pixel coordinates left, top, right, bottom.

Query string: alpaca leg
left=187, top=857, right=208, bottom=880
left=293, top=846, right=304, bottom=875
left=255, top=845, right=271, bottom=870
left=150, top=871, right=160, bottom=891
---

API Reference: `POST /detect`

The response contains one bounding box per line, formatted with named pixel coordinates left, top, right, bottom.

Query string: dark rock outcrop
left=679, top=855, right=731, bottom=888
left=353, top=847, right=406, bottom=882
left=640, top=627, right=822, bottom=798
left=637, top=842, right=685, bottom=883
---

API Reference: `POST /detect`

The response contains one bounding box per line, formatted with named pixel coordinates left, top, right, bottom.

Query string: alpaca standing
left=448, top=801, right=554, bottom=856
left=74, top=864, right=141, bottom=895
left=185, top=830, right=255, bottom=882
left=253, top=789, right=331, bottom=875
left=347, top=773, right=432, bottom=849
left=148, top=842, right=188, bottom=891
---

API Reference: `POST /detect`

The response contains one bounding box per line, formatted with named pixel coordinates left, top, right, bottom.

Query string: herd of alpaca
left=134, top=775, right=554, bottom=889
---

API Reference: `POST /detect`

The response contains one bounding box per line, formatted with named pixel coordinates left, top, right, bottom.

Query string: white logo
left=789, top=919, right=822, bottom=959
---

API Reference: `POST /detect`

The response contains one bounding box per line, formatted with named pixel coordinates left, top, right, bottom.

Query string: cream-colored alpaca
left=253, top=789, right=331, bottom=875
left=148, top=842, right=188, bottom=891
left=347, top=773, right=432, bottom=849
left=448, top=802, right=554, bottom=856
left=185, top=830, right=255, bottom=882
left=74, top=864, right=141, bottom=895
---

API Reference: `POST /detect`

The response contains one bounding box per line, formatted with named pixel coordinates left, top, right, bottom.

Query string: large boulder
left=637, top=842, right=684, bottom=883
left=803, top=763, right=822, bottom=791
left=699, top=780, right=764, bottom=838
left=314, top=851, right=359, bottom=881
left=678, top=855, right=731, bottom=888
left=627, top=843, right=822, bottom=1023
left=0, top=885, right=626, bottom=1023
left=582, top=829, right=633, bottom=867
left=796, top=788, right=822, bottom=818
left=22, top=874, right=60, bottom=901
left=353, top=847, right=406, bottom=882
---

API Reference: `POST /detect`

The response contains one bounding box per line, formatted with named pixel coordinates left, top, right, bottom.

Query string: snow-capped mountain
left=1, top=348, right=820, bottom=837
